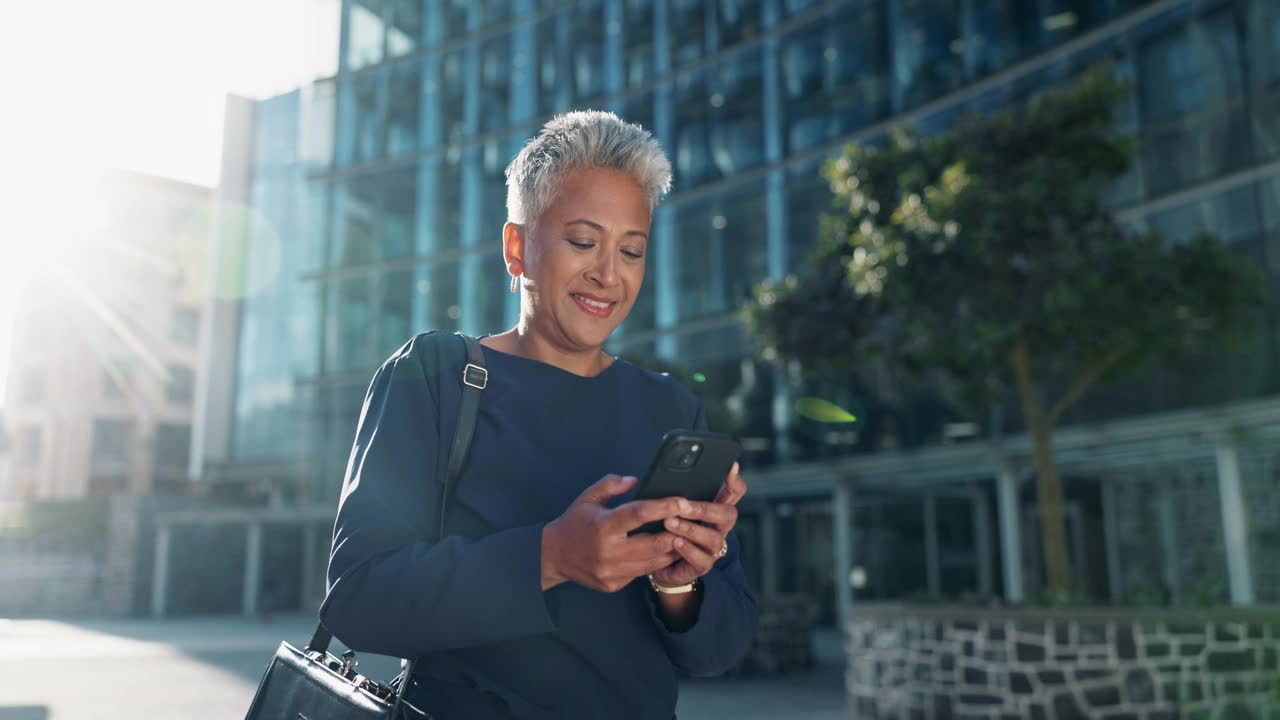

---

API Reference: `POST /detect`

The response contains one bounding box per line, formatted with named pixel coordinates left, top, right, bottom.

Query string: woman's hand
left=649, top=462, right=748, bottom=589
left=541, top=474, right=689, bottom=592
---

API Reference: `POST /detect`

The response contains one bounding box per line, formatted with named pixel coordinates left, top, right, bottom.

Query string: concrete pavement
left=0, top=616, right=847, bottom=719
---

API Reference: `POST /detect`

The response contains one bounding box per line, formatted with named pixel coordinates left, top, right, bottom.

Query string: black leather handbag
left=244, top=332, right=488, bottom=720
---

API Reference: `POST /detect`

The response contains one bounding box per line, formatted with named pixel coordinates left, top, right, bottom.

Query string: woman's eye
left=622, top=249, right=644, bottom=259
left=567, top=239, right=595, bottom=250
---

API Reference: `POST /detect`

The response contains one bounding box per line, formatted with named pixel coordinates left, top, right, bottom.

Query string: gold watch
left=647, top=574, right=698, bottom=594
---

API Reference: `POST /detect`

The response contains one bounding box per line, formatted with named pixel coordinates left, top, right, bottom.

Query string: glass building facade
left=223, top=0, right=1280, bottom=611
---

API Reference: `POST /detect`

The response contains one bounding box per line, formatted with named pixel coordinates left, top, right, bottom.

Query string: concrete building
left=192, top=0, right=1280, bottom=621
left=0, top=169, right=211, bottom=501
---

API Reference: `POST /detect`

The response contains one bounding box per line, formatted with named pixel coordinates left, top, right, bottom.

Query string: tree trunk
left=1010, top=339, right=1074, bottom=596
left=1027, top=414, right=1074, bottom=595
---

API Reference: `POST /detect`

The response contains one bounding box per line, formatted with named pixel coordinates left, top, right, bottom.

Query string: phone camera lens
left=691, top=444, right=701, bottom=453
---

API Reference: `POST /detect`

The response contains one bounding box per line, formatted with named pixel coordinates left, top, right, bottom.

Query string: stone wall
left=847, top=606, right=1280, bottom=719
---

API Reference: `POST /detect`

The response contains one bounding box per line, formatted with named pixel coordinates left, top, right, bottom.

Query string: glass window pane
left=719, top=179, right=770, bottom=307
left=467, top=254, right=508, bottom=335
left=346, top=74, right=384, bottom=164
left=1138, top=10, right=1245, bottom=122
left=1137, top=8, right=1250, bottom=195
left=717, top=0, right=763, bottom=48
left=672, top=179, right=768, bottom=322
left=674, top=197, right=716, bottom=320
left=347, top=0, right=385, bottom=70
left=889, top=0, right=966, bottom=111
left=619, top=91, right=655, bottom=140
left=332, top=170, right=416, bottom=266
left=965, top=0, right=1045, bottom=76
left=334, top=175, right=379, bottom=265
left=1261, top=177, right=1280, bottom=278
left=477, top=0, right=514, bottom=29
left=1248, top=0, right=1280, bottom=160
left=167, top=366, right=195, bottom=405
left=386, top=0, right=420, bottom=58
left=710, top=48, right=765, bottom=177
left=781, top=4, right=891, bottom=153
left=379, top=271, right=414, bottom=355
left=1037, top=0, right=1109, bottom=44
left=427, top=260, right=463, bottom=332
left=782, top=0, right=822, bottom=16
left=785, top=158, right=829, bottom=273
left=478, top=134, right=519, bottom=247
left=91, top=419, right=133, bottom=469
left=622, top=0, right=655, bottom=88
left=536, top=15, right=568, bottom=118
left=154, top=423, right=192, bottom=477
left=480, top=34, right=512, bottom=132
left=171, top=306, right=200, bottom=347
left=383, top=167, right=417, bottom=259
left=669, top=0, right=707, bottom=70
left=443, top=0, right=470, bottom=34
left=302, top=81, right=337, bottom=171
left=1263, top=176, right=1280, bottom=232
left=438, top=49, right=467, bottom=144
left=430, top=153, right=464, bottom=252
left=329, top=277, right=376, bottom=372
left=1146, top=183, right=1260, bottom=248
left=673, top=73, right=713, bottom=188
left=572, top=1, right=606, bottom=102
left=386, top=64, right=421, bottom=156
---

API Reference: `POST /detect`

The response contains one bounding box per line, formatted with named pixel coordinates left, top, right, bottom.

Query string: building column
left=1215, top=435, right=1254, bottom=605
left=760, top=503, right=779, bottom=598
left=972, top=486, right=994, bottom=597
left=833, top=480, right=854, bottom=629
left=1155, top=476, right=1181, bottom=603
left=243, top=522, right=263, bottom=616
left=301, top=523, right=319, bottom=613
left=1101, top=478, right=1123, bottom=601
left=151, top=523, right=171, bottom=617
left=923, top=492, right=941, bottom=596
left=997, top=467, right=1024, bottom=604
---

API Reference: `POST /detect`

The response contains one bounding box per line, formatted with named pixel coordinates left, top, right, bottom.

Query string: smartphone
left=628, top=429, right=742, bottom=535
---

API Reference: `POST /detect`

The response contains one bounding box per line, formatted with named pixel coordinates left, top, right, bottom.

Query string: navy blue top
left=320, top=333, right=758, bottom=719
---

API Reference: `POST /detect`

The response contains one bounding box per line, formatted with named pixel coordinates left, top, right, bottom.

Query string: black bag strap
left=439, top=333, right=486, bottom=538
left=308, top=332, right=487, bottom=716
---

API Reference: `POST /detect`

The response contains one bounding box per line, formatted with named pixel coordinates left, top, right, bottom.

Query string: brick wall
left=847, top=607, right=1280, bottom=719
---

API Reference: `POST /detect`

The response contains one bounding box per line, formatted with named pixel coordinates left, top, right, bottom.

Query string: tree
left=748, top=65, right=1264, bottom=597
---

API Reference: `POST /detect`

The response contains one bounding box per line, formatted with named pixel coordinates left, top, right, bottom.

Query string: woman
left=320, top=110, right=757, bottom=719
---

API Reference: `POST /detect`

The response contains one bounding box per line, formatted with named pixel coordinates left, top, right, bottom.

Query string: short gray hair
left=505, top=110, right=673, bottom=229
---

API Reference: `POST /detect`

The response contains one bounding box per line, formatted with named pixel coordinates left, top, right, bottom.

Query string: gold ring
left=715, top=540, right=728, bottom=560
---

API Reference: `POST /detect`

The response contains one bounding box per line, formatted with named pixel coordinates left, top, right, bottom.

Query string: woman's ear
left=503, top=222, right=525, bottom=279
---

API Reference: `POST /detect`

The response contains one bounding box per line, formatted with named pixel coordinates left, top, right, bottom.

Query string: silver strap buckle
left=463, top=363, right=488, bottom=390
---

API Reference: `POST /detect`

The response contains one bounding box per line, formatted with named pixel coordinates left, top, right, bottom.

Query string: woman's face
left=511, top=166, right=651, bottom=352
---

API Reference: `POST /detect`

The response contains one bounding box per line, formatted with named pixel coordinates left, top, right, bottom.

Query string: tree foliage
left=748, top=64, right=1264, bottom=595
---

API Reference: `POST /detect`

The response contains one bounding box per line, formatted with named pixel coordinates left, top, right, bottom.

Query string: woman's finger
left=671, top=535, right=716, bottom=576
left=680, top=501, right=738, bottom=532
left=663, top=516, right=724, bottom=556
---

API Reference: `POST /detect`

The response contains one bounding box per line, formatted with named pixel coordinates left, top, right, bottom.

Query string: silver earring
left=510, top=276, right=519, bottom=293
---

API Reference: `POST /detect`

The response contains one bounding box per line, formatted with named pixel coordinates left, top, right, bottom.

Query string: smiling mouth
left=571, top=293, right=616, bottom=318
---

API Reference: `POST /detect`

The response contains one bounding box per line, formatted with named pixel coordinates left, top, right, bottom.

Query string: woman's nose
left=587, top=250, right=619, bottom=287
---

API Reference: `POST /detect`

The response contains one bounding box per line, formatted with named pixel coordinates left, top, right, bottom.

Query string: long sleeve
left=650, top=532, right=758, bottom=677
left=648, top=398, right=759, bottom=676
left=319, top=338, right=558, bottom=659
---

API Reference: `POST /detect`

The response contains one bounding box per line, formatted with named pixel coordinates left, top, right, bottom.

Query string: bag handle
left=308, top=332, right=487, bottom=716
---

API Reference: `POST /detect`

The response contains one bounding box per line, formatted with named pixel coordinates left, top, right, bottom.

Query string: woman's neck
left=484, top=326, right=614, bottom=378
